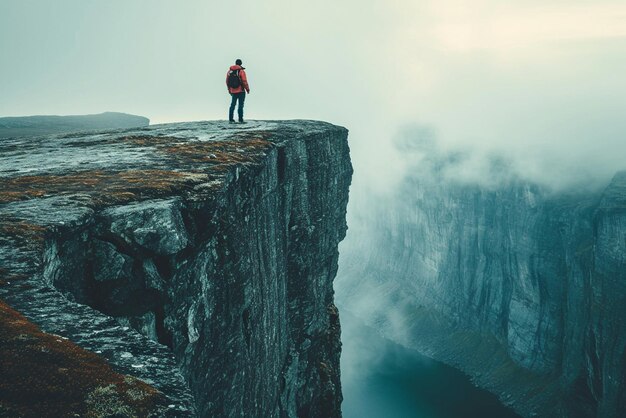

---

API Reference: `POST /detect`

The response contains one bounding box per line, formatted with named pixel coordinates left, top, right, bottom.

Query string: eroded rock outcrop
left=0, top=120, right=352, bottom=417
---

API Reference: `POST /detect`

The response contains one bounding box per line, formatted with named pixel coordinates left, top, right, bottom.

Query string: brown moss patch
left=117, top=134, right=273, bottom=169
left=0, top=220, right=46, bottom=250
left=162, top=138, right=271, bottom=166
left=0, top=169, right=207, bottom=207
left=0, top=299, right=168, bottom=417
left=1, top=134, right=274, bottom=209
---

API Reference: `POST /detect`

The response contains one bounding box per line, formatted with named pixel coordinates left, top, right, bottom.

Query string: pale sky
left=2, top=0, right=626, bottom=188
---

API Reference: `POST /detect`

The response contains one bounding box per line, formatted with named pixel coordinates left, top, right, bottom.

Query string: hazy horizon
left=3, top=1, right=626, bottom=192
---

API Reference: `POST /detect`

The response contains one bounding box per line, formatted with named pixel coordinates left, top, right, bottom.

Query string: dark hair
left=235, top=59, right=242, bottom=65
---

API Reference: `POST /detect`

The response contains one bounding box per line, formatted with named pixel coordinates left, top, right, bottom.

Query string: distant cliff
left=0, top=112, right=149, bottom=138
left=338, top=148, right=625, bottom=417
left=0, top=120, right=352, bottom=417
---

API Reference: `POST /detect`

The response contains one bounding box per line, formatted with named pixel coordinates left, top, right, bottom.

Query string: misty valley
left=336, top=137, right=626, bottom=417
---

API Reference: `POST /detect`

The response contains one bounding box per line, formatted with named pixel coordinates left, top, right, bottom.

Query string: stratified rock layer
left=338, top=161, right=625, bottom=418
left=0, top=120, right=352, bottom=417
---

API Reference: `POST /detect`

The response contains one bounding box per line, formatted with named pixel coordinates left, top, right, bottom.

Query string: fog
left=3, top=1, right=626, bottom=417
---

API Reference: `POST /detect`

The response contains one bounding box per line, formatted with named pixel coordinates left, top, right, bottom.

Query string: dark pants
left=229, top=92, right=246, bottom=121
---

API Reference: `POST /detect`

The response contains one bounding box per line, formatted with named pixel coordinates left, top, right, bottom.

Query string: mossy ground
left=0, top=300, right=168, bottom=417
left=0, top=134, right=273, bottom=209
left=0, top=219, right=47, bottom=253
left=0, top=169, right=203, bottom=207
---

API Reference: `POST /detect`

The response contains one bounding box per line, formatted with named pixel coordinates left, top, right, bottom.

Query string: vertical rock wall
left=338, top=171, right=626, bottom=418
left=162, top=129, right=351, bottom=417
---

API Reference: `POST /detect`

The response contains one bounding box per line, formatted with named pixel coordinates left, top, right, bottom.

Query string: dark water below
left=340, top=312, right=521, bottom=418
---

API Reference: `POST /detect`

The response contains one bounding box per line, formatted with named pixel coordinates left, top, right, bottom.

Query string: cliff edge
left=0, top=120, right=353, bottom=417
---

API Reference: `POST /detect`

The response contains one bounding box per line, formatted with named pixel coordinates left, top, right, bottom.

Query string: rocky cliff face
left=337, top=150, right=625, bottom=418
left=0, top=120, right=352, bottom=417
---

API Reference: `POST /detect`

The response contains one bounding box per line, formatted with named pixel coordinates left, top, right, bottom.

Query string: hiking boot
left=229, top=120, right=236, bottom=124
left=239, top=120, right=246, bottom=124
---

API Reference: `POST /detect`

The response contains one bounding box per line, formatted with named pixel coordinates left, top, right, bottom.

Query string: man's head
left=235, top=59, right=242, bottom=66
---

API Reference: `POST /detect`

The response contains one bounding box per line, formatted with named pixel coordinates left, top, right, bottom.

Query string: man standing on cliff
left=226, top=59, right=250, bottom=124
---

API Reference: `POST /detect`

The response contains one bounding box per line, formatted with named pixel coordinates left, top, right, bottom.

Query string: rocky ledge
left=0, top=120, right=353, bottom=417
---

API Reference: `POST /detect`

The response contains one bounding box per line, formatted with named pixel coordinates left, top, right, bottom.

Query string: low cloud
left=389, top=121, right=626, bottom=193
